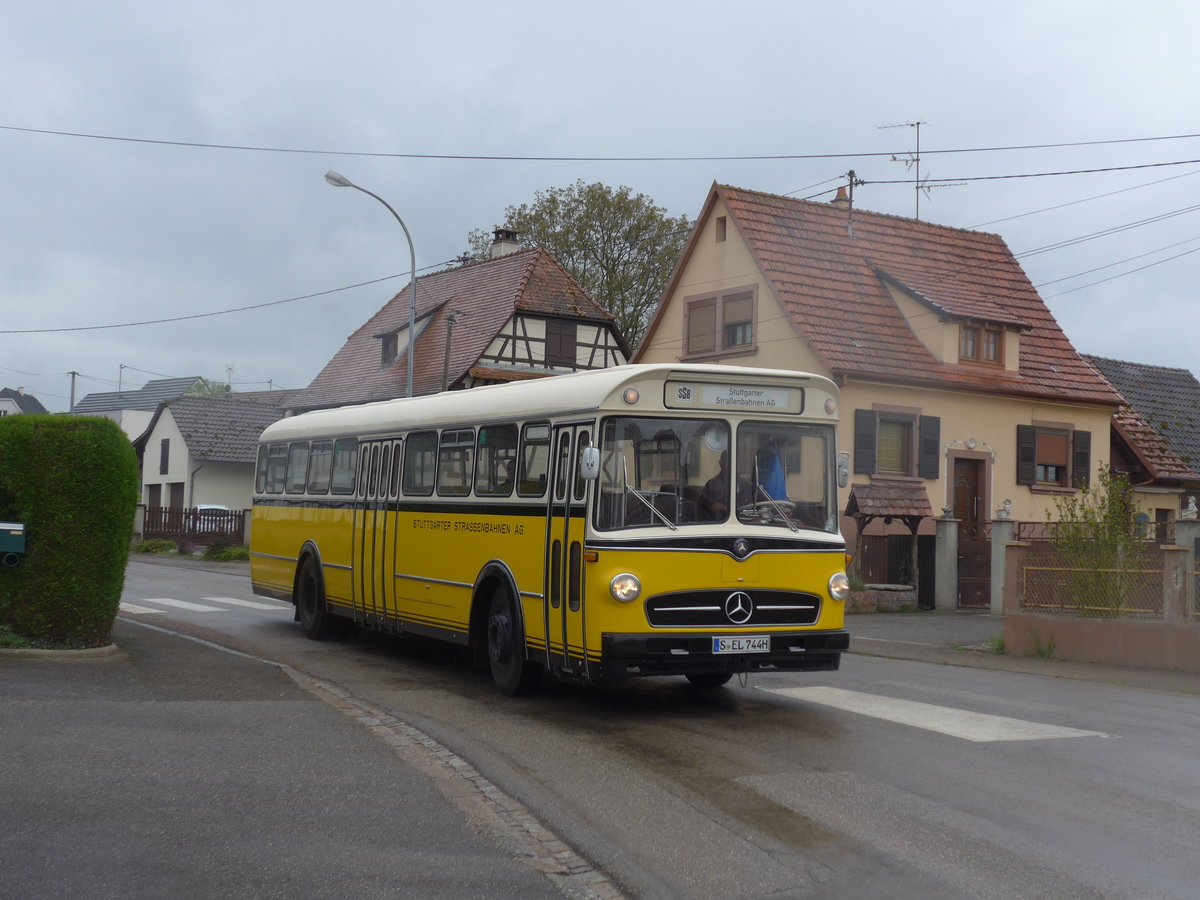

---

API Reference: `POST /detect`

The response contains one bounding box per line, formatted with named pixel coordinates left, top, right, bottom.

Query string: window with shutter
left=1015, top=425, right=1089, bottom=488
left=546, top=320, right=577, bottom=367
left=855, top=410, right=938, bottom=478
left=683, top=287, right=757, bottom=358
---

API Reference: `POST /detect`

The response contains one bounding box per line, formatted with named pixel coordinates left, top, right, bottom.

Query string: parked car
left=193, top=504, right=233, bottom=533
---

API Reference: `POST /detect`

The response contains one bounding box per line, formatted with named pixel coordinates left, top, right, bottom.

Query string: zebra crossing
left=762, top=686, right=1113, bottom=743
left=119, top=596, right=291, bottom=615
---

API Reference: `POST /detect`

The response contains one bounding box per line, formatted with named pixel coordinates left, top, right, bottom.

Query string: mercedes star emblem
left=724, top=591, right=754, bottom=624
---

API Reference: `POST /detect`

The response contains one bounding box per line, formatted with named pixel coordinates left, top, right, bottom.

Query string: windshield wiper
left=623, top=458, right=677, bottom=530
left=755, top=485, right=799, bottom=533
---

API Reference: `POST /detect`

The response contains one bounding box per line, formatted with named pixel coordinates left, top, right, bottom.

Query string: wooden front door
left=954, top=458, right=990, bottom=608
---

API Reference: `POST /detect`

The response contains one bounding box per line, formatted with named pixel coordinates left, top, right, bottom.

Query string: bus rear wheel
left=297, top=557, right=334, bottom=640
left=686, top=672, right=733, bottom=688
left=486, top=588, right=541, bottom=696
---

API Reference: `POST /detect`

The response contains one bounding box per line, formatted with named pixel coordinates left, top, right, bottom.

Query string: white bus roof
left=260, top=364, right=837, bottom=443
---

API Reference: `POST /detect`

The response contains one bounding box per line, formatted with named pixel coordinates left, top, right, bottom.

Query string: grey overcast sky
left=3, top=0, right=1198, bottom=412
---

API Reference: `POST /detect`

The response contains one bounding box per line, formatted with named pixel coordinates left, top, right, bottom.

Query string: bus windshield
left=594, top=416, right=838, bottom=533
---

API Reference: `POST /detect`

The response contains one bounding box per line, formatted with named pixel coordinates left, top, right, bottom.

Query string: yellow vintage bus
left=250, top=364, right=850, bottom=694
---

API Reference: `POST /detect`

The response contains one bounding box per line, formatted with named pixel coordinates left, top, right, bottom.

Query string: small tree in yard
left=0, top=415, right=139, bottom=647
left=1048, top=466, right=1147, bottom=617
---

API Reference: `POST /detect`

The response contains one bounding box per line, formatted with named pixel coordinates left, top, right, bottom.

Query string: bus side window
left=307, top=441, right=333, bottom=494
left=331, top=438, right=359, bottom=495
left=255, top=445, right=269, bottom=494
left=388, top=439, right=403, bottom=498
left=285, top=442, right=310, bottom=494
left=437, top=429, right=475, bottom=496
left=573, top=430, right=591, bottom=501
left=403, top=431, right=437, bottom=496
left=519, top=423, right=550, bottom=496
left=378, top=445, right=391, bottom=498
left=265, top=444, right=288, bottom=494
left=476, top=424, right=518, bottom=496
left=554, top=432, right=571, bottom=500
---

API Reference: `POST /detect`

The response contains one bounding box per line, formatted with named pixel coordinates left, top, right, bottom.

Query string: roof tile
left=294, top=249, right=616, bottom=410
left=715, top=185, right=1121, bottom=406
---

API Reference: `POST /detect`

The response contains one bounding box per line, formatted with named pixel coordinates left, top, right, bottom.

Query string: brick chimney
left=829, top=187, right=851, bottom=209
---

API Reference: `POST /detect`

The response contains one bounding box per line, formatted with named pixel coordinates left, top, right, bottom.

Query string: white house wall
left=191, top=460, right=256, bottom=511
left=140, top=410, right=254, bottom=510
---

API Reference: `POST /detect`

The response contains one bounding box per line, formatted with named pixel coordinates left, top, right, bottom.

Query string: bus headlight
left=610, top=573, right=641, bottom=602
left=828, top=572, right=850, bottom=602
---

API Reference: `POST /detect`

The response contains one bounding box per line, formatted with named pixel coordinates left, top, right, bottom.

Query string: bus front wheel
left=486, top=588, right=541, bottom=696
left=297, top=558, right=334, bottom=640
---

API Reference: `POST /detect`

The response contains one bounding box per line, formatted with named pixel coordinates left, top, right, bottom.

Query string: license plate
left=712, top=635, right=770, bottom=654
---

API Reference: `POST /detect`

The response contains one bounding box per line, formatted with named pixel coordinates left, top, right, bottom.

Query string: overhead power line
left=970, top=168, right=1200, bottom=228
left=4, top=123, right=1200, bottom=163
left=1040, top=244, right=1200, bottom=298
left=0, top=266, right=442, bottom=335
left=861, top=157, right=1200, bottom=187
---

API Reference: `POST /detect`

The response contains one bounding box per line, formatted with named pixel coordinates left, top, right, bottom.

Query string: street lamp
left=324, top=170, right=418, bottom=398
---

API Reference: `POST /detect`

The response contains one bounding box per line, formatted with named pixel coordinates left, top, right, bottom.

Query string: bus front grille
left=644, top=590, right=822, bottom=627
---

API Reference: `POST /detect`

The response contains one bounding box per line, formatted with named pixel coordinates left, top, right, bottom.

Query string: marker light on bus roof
left=610, top=573, right=641, bottom=602
left=623, top=388, right=640, bottom=405
left=824, top=397, right=838, bottom=415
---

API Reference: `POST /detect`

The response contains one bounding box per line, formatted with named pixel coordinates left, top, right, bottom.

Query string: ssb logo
left=676, top=385, right=693, bottom=402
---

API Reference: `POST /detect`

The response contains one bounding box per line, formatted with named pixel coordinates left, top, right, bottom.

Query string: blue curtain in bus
left=758, top=447, right=788, bottom=500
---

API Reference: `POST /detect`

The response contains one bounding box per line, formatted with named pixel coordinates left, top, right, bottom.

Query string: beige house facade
left=635, top=184, right=1122, bottom=605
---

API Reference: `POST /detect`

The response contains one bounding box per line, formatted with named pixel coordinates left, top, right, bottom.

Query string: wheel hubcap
left=488, top=612, right=511, bottom=665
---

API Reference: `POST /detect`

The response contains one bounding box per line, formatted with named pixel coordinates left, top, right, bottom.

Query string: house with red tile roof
left=634, top=183, right=1123, bottom=608
left=1084, top=355, right=1200, bottom=529
left=291, top=232, right=628, bottom=412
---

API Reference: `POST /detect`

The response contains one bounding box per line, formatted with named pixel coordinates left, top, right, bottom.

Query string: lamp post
left=324, top=170, right=418, bottom=398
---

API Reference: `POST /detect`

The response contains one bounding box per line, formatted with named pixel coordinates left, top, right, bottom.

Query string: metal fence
left=1022, top=551, right=1164, bottom=618
left=1016, top=519, right=1176, bottom=546
left=143, top=506, right=245, bottom=545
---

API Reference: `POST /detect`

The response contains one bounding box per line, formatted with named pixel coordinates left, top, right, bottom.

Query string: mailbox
left=1, top=521, right=25, bottom=567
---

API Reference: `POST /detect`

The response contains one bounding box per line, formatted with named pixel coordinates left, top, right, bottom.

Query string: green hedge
left=0, top=415, right=139, bottom=647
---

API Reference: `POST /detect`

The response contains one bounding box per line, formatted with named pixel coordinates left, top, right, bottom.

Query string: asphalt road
left=5, top=556, right=1198, bottom=899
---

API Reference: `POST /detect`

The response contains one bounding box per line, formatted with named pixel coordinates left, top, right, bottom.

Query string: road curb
left=0, top=642, right=121, bottom=660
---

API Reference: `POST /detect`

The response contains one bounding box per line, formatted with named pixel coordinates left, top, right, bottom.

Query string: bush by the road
left=0, top=415, right=139, bottom=648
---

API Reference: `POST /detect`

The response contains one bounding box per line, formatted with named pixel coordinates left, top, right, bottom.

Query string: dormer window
left=960, top=323, right=1003, bottom=364
left=380, top=332, right=398, bottom=367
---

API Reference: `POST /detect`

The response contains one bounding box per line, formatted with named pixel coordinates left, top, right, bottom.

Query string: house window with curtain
left=683, top=287, right=757, bottom=359
left=854, top=409, right=940, bottom=479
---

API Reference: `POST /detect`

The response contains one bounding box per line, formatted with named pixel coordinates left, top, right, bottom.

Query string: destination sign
left=664, top=381, right=803, bottom=414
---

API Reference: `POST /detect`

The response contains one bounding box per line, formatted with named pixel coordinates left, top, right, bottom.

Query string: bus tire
left=297, top=557, right=334, bottom=640
left=686, top=672, right=733, bottom=688
left=486, top=588, right=541, bottom=696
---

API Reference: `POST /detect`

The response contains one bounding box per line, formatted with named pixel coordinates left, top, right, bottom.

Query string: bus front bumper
left=601, top=629, right=850, bottom=678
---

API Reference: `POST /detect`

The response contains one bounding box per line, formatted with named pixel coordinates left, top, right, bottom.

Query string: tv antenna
left=879, top=120, right=931, bottom=220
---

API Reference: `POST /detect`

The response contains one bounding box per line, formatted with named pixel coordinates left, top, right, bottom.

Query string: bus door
left=353, top=439, right=399, bottom=625
left=545, top=423, right=591, bottom=676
